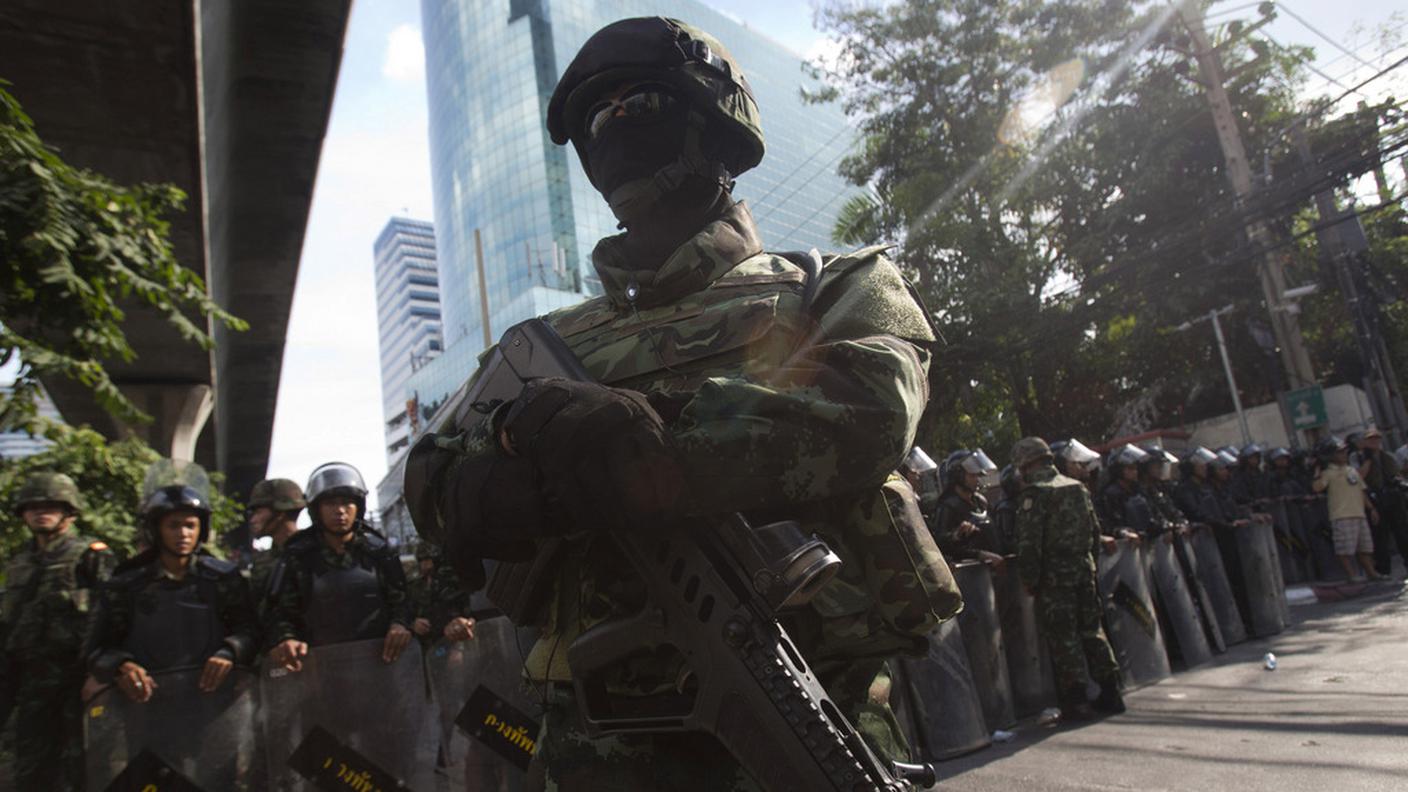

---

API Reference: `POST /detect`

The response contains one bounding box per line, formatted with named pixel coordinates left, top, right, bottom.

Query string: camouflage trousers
left=527, top=660, right=910, bottom=791
left=1035, top=573, right=1119, bottom=697
left=10, top=662, right=85, bottom=792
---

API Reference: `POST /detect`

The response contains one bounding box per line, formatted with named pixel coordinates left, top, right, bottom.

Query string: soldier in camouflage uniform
left=265, top=462, right=412, bottom=671
left=407, top=16, right=954, bottom=790
left=1, top=472, right=115, bottom=791
left=1012, top=438, right=1124, bottom=721
left=245, top=477, right=305, bottom=625
left=86, top=470, right=257, bottom=701
left=408, top=543, right=476, bottom=644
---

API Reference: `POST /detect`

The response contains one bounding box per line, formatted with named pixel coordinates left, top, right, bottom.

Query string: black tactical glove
left=501, top=378, right=683, bottom=530
left=405, top=427, right=544, bottom=589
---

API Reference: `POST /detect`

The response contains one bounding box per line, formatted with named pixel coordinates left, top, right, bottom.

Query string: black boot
left=1060, top=687, right=1096, bottom=721
left=1093, top=679, right=1126, bottom=715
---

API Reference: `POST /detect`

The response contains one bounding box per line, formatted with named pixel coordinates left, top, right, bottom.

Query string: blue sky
left=265, top=0, right=1407, bottom=507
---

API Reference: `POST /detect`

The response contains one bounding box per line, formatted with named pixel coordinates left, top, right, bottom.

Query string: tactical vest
left=121, top=575, right=224, bottom=672
left=286, top=532, right=394, bottom=646
left=522, top=249, right=957, bottom=680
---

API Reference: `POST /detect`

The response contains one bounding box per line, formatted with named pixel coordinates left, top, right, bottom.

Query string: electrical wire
left=1274, top=0, right=1380, bottom=72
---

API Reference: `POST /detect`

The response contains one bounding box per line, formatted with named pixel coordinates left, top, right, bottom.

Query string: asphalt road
left=932, top=582, right=1408, bottom=792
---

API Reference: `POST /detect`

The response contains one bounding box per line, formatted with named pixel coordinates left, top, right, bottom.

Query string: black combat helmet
left=140, top=460, right=214, bottom=544
left=547, top=18, right=765, bottom=221
left=305, top=462, right=369, bottom=528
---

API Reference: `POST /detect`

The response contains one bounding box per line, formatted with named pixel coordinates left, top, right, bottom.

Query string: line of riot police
left=2, top=459, right=510, bottom=792
left=886, top=433, right=1404, bottom=763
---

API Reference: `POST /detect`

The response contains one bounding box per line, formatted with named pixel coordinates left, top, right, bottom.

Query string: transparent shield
left=260, top=639, right=437, bottom=791
left=142, top=459, right=212, bottom=502
left=1188, top=527, right=1247, bottom=645
left=85, top=666, right=258, bottom=791
left=1096, top=539, right=1170, bottom=689
left=950, top=561, right=1014, bottom=731
left=990, top=557, right=1056, bottom=717
left=1145, top=536, right=1213, bottom=669
left=891, top=617, right=989, bottom=761
left=424, top=616, right=539, bottom=792
left=1235, top=521, right=1287, bottom=637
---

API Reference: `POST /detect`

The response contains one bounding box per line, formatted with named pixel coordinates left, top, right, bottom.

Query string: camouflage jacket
left=263, top=527, right=411, bottom=648
left=1, top=531, right=114, bottom=664
left=1016, top=465, right=1102, bottom=591
left=409, top=565, right=473, bottom=636
left=448, top=202, right=942, bottom=685
left=86, top=551, right=257, bottom=681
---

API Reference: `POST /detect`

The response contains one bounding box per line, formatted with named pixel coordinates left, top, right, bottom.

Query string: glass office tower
left=406, top=0, right=860, bottom=416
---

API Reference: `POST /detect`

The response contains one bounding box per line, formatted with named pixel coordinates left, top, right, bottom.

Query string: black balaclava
left=584, top=94, right=733, bottom=269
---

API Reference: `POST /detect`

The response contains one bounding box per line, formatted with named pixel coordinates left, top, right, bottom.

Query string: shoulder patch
left=1021, top=497, right=1034, bottom=511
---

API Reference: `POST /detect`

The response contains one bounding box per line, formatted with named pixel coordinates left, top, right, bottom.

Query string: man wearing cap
left=1357, top=428, right=1406, bottom=577
left=1012, top=438, right=1123, bottom=720
left=246, top=478, right=306, bottom=621
left=1, top=473, right=115, bottom=791
left=1313, top=438, right=1383, bottom=582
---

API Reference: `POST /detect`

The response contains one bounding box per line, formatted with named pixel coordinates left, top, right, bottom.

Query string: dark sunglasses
left=584, top=84, right=678, bottom=140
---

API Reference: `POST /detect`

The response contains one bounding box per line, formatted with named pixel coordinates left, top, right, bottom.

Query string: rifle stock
left=482, top=318, right=932, bottom=792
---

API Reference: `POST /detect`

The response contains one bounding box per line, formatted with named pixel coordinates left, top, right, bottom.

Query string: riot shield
left=425, top=616, right=539, bottom=792
left=1096, top=540, right=1170, bottom=689
left=1235, top=521, right=1286, bottom=637
left=260, top=638, right=437, bottom=791
left=1261, top=517, right=1292, bottom=625
left=892, top=617, right=989, bottom=760
left=1171, top=532, right=1225, bottom=653
left=951, top=561, right=1015, bottom=731
left=990, top=557, right=1055, bottom=718
left=85, top=666, right=257, bottom=791
left=1267, top=500, right=1307, bottom=585
left=1188, top=528, right=1247, bottom=645
left=1301, top=495, right=1341, bottom=580
left=1145, top=535, right=1213, bottom=669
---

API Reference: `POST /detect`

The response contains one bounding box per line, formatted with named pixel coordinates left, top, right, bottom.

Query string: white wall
left=1187, top=384, right=1375, bottom=449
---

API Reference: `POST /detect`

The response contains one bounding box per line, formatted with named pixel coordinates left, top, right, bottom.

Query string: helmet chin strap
left=604, top=111, right=731, bottom=225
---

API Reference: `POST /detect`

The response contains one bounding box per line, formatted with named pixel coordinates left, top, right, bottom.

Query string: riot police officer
left=409, top=543, right=477, bottom=645
left=1, top=472, right=114, bottom=791
left=87, top=462, right=257, bottom=700
left=1099, top=444, right=1148, bottom=545
left=1050, top=438, right=1101, bottom=489
left=932, top=449, right=1004, bottom=566
left=265, top=462, right=412, bottom=671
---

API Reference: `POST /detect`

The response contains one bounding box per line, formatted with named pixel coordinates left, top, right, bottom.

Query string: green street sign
left=1284, top=386, right=1327, bottom=430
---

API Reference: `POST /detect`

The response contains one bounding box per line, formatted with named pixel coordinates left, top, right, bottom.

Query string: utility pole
left=1177, top=4, right=1318, bottom=401
left=1177, top=305, right=1252, bottom=446
left=1292, top=124, right=1408, bottom=445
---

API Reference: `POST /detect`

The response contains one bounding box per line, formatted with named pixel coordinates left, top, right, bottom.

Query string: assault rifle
left=463, top=318, right=935, bottom=792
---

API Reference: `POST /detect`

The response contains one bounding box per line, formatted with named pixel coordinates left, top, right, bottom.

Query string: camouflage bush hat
left=547, top=17, right=765, bottom=179
left=13, top=471, right=82, bottom=515
left=1011, top=437, right=1054, bottom=469
left=248, top=478, right=306, bottom=512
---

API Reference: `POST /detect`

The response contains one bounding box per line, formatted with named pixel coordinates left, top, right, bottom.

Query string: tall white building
left=373, top=217, right=442, bottom=465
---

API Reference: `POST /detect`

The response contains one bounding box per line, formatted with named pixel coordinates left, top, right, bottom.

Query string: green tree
left=0, top=427, right=243, bottom=566
left=0, top=82, right=244, bottom=431
left=0, top=82, right=248, bottom=560
left=813, top=0, right=1353, bottom=453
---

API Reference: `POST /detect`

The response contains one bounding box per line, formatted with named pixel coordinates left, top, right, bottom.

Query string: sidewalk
left=930, top=582, right=1408, bottom=792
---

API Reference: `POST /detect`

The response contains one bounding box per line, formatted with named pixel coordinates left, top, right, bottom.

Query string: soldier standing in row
left=1013, top=437, right=1124, bottom=721
left=1, top=473, right=115, bottom=791
left=409, top=543, right=476, bottom=645
left=408, top=16, right=949, bottom=789
left=265, top=462, right=412, bottom=670
left=932, top=449, right=1005, bottom=566
left=87, top=464, right=256, bottom=702
left=245, top=477, right=305, bottom=621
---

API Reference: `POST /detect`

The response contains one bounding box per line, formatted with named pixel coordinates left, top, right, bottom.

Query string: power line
left=1274, top=0, right=1379, bottom=72
left=1261, top=30, right=1368, bottom=98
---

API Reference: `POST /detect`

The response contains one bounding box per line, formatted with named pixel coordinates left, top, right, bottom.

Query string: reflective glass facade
left=409, top=0, right=859, bottom=416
